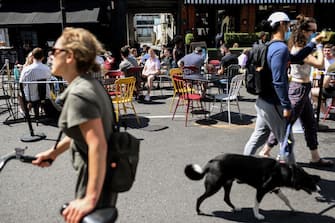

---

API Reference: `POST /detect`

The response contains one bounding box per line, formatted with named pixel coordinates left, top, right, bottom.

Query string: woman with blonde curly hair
left=32, top=27, right=117, bottom=223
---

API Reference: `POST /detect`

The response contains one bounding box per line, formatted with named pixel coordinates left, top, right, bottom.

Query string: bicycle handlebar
left=1, top=148, right=117, bottom=223
left=0, top=147, right=53, bottom=172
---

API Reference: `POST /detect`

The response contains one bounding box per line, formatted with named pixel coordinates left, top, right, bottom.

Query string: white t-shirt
left=20, top=61, right=52, bottom=101
left=143, top=57, right=160, bottom=76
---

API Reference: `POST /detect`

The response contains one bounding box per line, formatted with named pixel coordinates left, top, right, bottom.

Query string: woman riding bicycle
left=32, top=27, right=117, bottom=223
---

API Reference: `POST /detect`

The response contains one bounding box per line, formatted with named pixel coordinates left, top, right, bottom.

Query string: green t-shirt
left=57, top=75, right=115, bottom=206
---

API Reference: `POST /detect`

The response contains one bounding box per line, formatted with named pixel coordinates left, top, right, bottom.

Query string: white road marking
left=144, top=115, right=185, bottom=119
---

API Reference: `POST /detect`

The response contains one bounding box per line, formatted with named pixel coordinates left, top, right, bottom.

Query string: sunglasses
left=307, top=29, right=317, bottom=33
left=51, top=47, right=67, bottom=56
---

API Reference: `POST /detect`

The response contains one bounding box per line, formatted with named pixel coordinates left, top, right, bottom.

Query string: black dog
left=185, top=153, right=320, bottom=220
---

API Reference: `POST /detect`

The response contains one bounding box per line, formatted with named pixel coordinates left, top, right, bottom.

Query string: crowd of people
left=5, top=10, right=335, bottom=223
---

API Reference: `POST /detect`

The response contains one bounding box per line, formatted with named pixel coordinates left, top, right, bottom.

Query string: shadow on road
left=297, top=158, right=335, bottom=173
left=120, top=114, right=169, bottom=132
left=210, top=112, right=256, bottom=125
left=202, top=208, right=335, bottom=223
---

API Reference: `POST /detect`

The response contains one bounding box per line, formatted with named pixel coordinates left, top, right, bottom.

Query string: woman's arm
left=80, top=118, right=107, bottom=207
left=33, top=136, right=71, bottom=167
left=154, top=59, right=161, bottom=75
left=303, top=44, right=324, bottom=69
left=63, top=118, right=107, bottom=223
left=142, top=63, right=148, bottom=75
left=290, top=33, right=324, bottom=63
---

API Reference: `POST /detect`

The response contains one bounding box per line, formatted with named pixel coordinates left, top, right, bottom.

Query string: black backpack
left=245, top=40, right=281, bottom=95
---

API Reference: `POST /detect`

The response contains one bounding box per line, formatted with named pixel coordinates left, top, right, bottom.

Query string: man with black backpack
left=243, top=12, right=322, bottom=163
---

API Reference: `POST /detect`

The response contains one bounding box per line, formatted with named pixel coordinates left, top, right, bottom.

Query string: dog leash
left=279, top=122, right=292, bottom=161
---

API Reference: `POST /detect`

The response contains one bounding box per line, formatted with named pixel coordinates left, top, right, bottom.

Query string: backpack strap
left=262, top=39, right=285, bottom=71
left=97, top=78, right=121, bottom=132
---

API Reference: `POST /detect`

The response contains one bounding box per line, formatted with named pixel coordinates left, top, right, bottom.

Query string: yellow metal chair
left=169, top=68, right=183, bottom=111
left=112, top=76, right=140, bottom=125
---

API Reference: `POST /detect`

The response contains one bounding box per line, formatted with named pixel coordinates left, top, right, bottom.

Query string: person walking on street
left=243, top=12, right=322, bottom=163
left=258, top=15, right=333, bottom=167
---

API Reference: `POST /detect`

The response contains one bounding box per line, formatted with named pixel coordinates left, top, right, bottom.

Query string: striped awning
left=184, top=0, right=320, bottom=4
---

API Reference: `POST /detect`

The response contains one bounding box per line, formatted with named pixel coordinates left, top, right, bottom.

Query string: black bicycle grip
left=20, top=155, right=53, bottom=165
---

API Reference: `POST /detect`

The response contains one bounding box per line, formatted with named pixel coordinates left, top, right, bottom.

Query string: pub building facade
left=182, top=0, right=335, bottom=47
left=0, top=0, right=334, bottom=65
left=0, top=0, right=181, bottom=66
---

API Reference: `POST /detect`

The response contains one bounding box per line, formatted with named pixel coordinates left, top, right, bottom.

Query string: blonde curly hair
left=59, top=27, right=104, bottom=74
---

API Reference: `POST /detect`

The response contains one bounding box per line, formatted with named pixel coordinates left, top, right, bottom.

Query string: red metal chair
left=172, top=75, right=203, bottom=126
left=209, top=59, right=220, bottom=66
left=105, top=70, right=123, bottom=79
left=323, top=97, right=335, bottom=121
left=104, top=70, right=122, bottom=96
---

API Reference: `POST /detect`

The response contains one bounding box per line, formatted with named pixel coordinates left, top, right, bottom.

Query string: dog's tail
left=184, top=164, right=208, bottom=180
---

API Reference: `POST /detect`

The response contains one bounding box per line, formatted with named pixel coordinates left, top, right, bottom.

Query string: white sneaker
left=144, top=95, right=151, bottom=102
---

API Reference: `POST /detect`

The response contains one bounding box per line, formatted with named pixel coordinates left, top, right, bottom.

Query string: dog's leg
left=253, top=191, right=266, bottom=220
left=273, top=189, right=295, bottom=211
left=223, top=180, right=241, bottom=212
left=196, top=183, right=221, bottom=215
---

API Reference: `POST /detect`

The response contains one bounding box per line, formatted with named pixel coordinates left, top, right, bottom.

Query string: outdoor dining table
left=182, top=73, right=225, bottom=84
left=182, top=73, right=227, bottom=125
left=183, top=73, right=227, bottom=99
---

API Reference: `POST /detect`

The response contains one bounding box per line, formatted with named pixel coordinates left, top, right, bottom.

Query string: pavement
left=0, top=84, right=335, bottom=223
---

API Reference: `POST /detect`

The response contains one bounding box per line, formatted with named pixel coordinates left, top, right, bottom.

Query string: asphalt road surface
left=1, top=87, right=334, bottom=223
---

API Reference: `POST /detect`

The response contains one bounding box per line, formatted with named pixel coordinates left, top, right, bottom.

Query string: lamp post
left=60, top=0, right=66, bottom=30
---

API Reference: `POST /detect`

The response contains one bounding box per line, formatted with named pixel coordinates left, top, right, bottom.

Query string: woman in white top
left=142, top=48, right=160, bottom=101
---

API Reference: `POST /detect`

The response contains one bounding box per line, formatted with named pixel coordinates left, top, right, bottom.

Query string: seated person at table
left=323, top=43, right=335, bottom=71
left=142, top=48, right=161, bottom=101
left=119, top=46, right=138, bottom=76
left=20, top=48, right=52, bottom=104
left=103, top=51, right=116, bottom=72
left=311, top=62, right=335, bottom=117
left=217, top=44, right=238, bottom=75
left=129, top=47, right=140, bottom=66
left=238, top=48, right=250, bottom=69
left=140, top=45, right=151, bottom=66
left=19, top=47, right=58, bottom=118
left=160, top=48, right=173, bottom=74
left=177, top=47, right=204, bottom=74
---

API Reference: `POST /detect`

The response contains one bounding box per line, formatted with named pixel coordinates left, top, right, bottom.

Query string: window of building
left=255, top=5, right=297, bottom=31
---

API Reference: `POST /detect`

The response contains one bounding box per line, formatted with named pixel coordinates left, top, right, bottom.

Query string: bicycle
left=0, top=147, right=118, bottom=223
